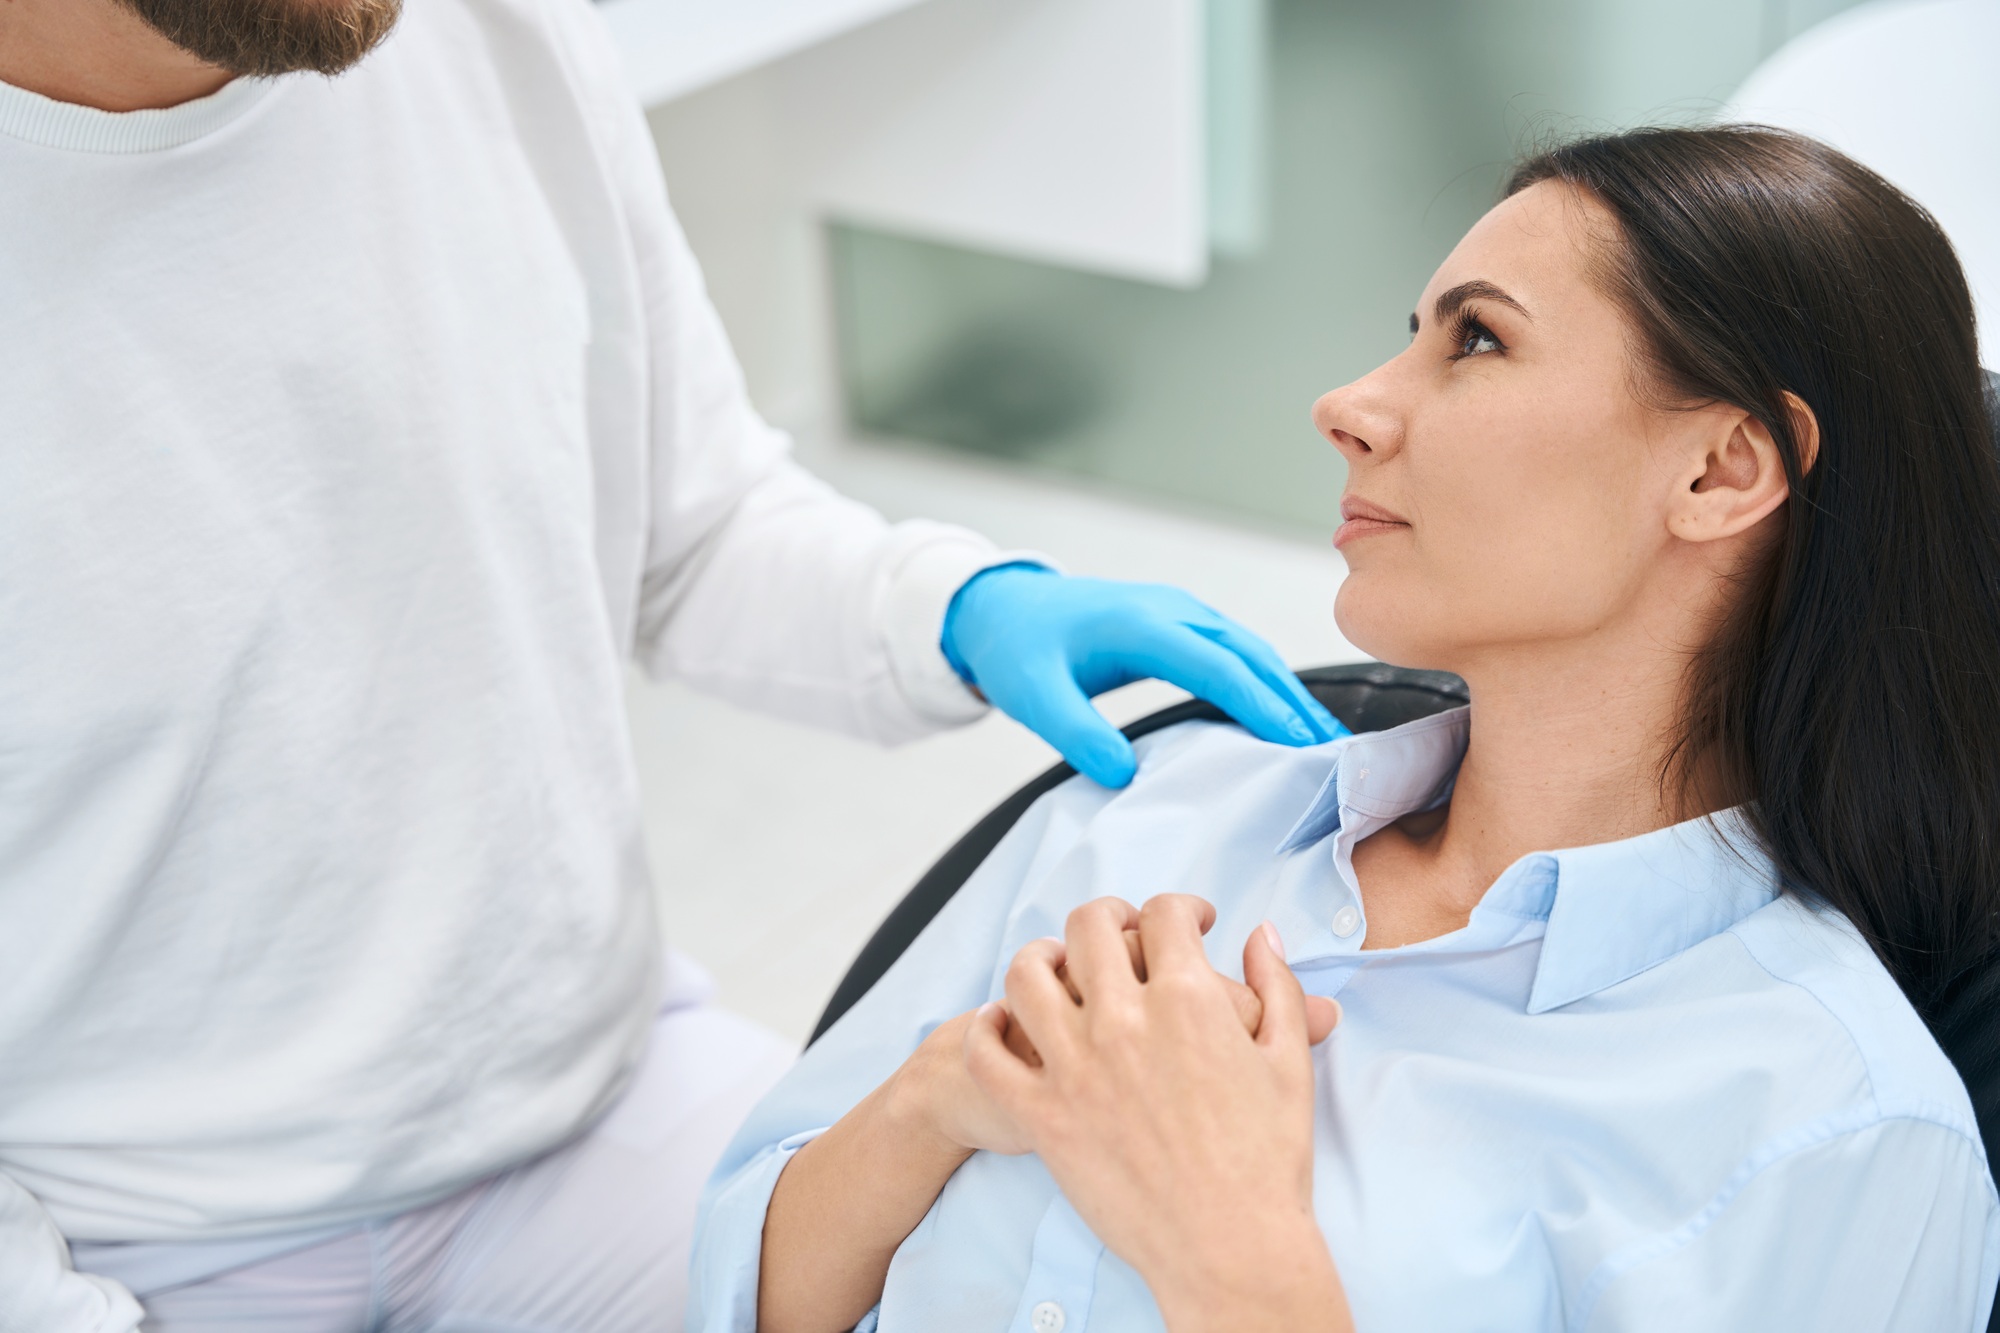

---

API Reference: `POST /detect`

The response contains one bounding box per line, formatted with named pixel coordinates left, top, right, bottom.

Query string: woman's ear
left=1666, top=392, right=1815, bottom=544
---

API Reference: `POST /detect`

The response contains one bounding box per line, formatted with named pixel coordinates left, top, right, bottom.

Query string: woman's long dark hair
left=1507, top=127, right=2000, bottom=1020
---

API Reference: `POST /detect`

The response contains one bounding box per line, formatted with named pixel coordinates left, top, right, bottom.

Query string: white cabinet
left=603, top=0, right=1210, bottom=287
left=596, top=0, right=932, bottom=106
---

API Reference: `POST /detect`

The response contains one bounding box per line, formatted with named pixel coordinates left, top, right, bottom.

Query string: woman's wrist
left=1147, top=1213, right=1352, bottom=1333
left=759, top=1054, right=980, bottom=1333
left=879, top=1038, right=981, bottom=1168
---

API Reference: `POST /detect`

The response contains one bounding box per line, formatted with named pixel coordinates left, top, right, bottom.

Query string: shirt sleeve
left=0, top=1174, right=140, bottom=1333
left=685, top=780, right=1098, bottom=1333
left=555, top=0, right=1039, bottom=742
left=1579, top=1115, right=2000, bottom=1333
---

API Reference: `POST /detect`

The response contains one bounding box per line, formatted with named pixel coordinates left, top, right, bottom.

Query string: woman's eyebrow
left=1411, top=280, right=1533, bottom=333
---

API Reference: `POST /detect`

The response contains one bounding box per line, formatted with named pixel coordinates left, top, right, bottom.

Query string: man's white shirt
left=0, top=2, right=1009, bottom=1326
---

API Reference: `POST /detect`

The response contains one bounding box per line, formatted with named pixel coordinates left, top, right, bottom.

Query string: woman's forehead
left=1415, top=182, right=1615, bottom=326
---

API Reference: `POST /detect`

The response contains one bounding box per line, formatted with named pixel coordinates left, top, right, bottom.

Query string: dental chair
left=810, top=370, right=2000, bottom=1326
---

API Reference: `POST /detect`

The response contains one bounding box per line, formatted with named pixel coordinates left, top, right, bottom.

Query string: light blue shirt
left=691, top=709, right=2000, bottom=1332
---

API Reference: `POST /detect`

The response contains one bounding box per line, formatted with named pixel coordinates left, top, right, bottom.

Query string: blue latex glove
left=941, top=563, right=1347, bottom=788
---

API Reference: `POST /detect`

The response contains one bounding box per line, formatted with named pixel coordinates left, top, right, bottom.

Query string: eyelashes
left=1408, top=305, right=1509, bottom=360
left=1445, top=306, right=1504, bottom=361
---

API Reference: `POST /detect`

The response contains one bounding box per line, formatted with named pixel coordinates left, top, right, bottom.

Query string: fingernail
left=977, top=1001, right=1003, bottom=1021
left=1260, top=921, right=1284, bottom=955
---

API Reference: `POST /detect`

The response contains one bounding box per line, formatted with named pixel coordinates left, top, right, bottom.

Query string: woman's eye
left=1457, top=324, right=1501, bottom=358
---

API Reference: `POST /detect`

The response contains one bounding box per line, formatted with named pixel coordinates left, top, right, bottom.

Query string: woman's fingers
left=1221, top=975, right=1265, bottom=1036
left=1304, top=995, right=1341, bottom=1045
left=1243, top=921, right=1313, bottom=1052
left=1135, top=894, right=1218, bottom=979
left=1004, top=937, right=1081, bottom=1064
left=1027, top=903, right=1324, bottom=1061
left=999, top=1001, right=1044, bottom=1066
left=1062, top=897, right=1143, bottom=1002
left=1127, top=896, right=1271, bottom=1040
left=964, top=1002, right=1042, bottom=1118
left=1056, top=927, right=1146, bottom=1003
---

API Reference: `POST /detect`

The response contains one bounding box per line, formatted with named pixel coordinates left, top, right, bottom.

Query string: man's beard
left=115, top=0, right=404, bottom=78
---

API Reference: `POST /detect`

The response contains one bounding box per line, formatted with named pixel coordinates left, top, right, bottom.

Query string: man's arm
left=541, top=1, right=1013, bottom=744
left=0, top=1174, right=141, bottom=1333
left=553, top=0, right=1342, bottom=765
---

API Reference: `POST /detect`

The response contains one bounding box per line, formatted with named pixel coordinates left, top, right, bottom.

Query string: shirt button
left=1030, top=1300, right=1067, bottom=1333
left=1332, top=905, right=1361, bottom=938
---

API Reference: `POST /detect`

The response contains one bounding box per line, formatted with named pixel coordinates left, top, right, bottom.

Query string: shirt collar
left=1526, top=810, right=1778, bottom=1012
left=1276, top=707, right=1467, bottom=856
left=0, top=75, right=281, bottom=154
left=1275, top=707, right=1781, bottom=1012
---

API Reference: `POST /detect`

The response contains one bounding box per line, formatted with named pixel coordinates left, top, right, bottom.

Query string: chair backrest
left=1727, top=1, right=2000, bottom=367
left=808, top=661, right=1469, bottom=1044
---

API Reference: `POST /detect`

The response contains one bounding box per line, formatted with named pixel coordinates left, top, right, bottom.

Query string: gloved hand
left=941, top=563, right=1346, bottom=788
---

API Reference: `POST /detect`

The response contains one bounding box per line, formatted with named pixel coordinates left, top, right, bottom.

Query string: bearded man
left=0, top=1, right=1342, bottom=1328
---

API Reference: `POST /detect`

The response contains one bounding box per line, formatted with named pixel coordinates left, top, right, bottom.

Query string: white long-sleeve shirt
left=0, top=2, right=1007, bottom=1326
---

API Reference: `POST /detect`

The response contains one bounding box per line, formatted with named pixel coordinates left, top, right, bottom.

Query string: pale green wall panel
left=832, top=0, right=1866, bottom=531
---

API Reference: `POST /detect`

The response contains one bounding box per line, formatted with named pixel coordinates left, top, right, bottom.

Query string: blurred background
left=597, top=0, right=2000, bottom=1040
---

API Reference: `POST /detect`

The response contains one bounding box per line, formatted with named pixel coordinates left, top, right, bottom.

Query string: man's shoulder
left=394, top=0, right=632, bottom=124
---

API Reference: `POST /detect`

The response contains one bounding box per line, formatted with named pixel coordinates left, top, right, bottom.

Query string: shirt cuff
left=881, top=532, right=1058, bottom=726
left=688, top=1129, right=828, bottom=1333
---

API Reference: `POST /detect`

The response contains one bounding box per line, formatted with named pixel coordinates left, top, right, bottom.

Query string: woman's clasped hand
left=932, top=895, right=1352, bottom=1333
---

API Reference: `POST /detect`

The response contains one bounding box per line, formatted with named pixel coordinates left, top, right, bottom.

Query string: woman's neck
left=1357, top=632, right=1695, bottom=945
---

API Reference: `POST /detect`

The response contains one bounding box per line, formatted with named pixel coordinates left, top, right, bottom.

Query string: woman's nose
left=1312, top=374, right=1404, bottom=464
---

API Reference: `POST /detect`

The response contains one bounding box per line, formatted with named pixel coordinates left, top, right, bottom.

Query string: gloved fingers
left=1130, top=623, right=1330, bottom=748
left=1178, top=611, right=1342, bottom=741
left=1004, top=669, right=1140, bottom=788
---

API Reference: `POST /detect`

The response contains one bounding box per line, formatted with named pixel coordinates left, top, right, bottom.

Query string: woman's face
left=1317, top=182, right=1733, bottom=674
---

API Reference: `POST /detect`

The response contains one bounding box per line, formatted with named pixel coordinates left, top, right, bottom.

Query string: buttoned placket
left=1289, top=723, right=1560, bottom=994
left=1007, top=1195, right=1105, bottom=1333
left=1279, top=715, right=1467, bottom=957
left=1322, top=746, right=1392, bottom=956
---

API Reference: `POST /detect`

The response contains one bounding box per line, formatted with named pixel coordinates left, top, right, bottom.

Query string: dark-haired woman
left=689, top=127, right=2000, bottom=1332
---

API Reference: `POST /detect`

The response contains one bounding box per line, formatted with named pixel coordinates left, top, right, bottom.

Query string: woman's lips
left=1333, top=497, right=1410, bottom=549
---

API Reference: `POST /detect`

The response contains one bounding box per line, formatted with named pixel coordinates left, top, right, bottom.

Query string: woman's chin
left=1335, top=583, right=1455, bottom=674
